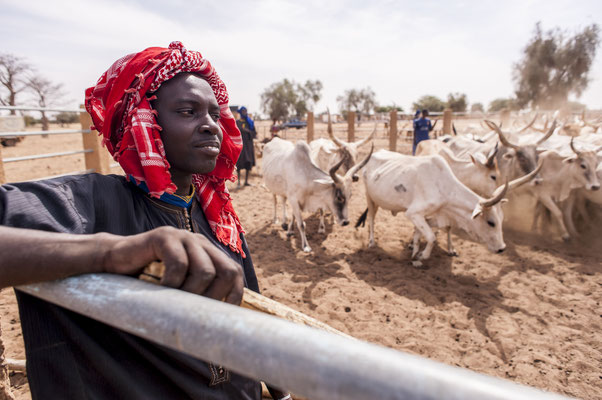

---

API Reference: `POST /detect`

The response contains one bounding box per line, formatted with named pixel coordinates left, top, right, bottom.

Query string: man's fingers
left=155, top=239, right=189, bottom=288
left=224, top=271, right=244, bottom=305
left=179, top=238, right=216, bottom=295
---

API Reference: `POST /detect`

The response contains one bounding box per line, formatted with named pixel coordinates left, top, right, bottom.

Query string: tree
left=513, top=22, right=600, bottom=109
left=412, top=95, right=445, bottom=112
left=55, top=112, right=79, bottom=126
left=488, top=98, right=517, bottom=112
left=446, top=93, right=468, bottom=112
left=0, top=53, right=32, bottom=115
left=336, top=87, right=376, bottom=121
left=26, top=76, right=65, bottom=130
left=470, top=103, right=484, bottom=112
left=374, top=105, right=403, bottom=113
left=260, top=79, right=323, bottom=124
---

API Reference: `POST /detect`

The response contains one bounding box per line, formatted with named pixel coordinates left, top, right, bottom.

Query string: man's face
left=152, top=73, right=223, bottom=178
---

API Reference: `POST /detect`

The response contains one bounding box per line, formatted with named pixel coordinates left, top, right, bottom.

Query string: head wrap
left=85, top=41, right=246, bottom=256
left=237, top=106, right=255, bottom=132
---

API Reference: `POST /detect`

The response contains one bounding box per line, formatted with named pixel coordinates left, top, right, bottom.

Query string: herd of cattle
left=260, top=113, right=602, bottom=265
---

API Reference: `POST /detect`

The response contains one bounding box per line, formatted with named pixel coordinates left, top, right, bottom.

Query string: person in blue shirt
left=412, top=109, right=433, bottom=155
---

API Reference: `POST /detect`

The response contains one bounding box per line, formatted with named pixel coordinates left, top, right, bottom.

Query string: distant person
left=236, top=106, right=257, bottom=187
left=412, top=109, right=433, bottom=155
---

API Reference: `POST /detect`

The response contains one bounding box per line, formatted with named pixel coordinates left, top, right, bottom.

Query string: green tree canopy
left=337, top=87, right=376, bottom=121
left=513, top=22, right=600, bottom=109
left=470, top=103, right=484, bottom=112
left=260, top=79, right=323, bottom=124
left=374, top=105, right=403, bottom=113
left=446, top=92, right=468, bottom=112
left=412, top=95, right=445, bottom=112
left=488, top=98, right=517, bottom=112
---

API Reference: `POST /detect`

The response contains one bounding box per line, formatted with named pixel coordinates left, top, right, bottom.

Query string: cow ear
left=469, top=154, right=478, bottom=165
left=314, top=178, right=332, bottom=186
left=502, top=153, right=514, bottom=160
left=471, top=206, right=483, bottom=220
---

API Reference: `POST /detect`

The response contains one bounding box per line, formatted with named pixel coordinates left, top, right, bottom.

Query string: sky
left=1, top=0, right=601, bottom=117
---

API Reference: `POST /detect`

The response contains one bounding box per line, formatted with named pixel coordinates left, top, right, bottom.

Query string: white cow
left=415, top=139, right=499, bottom=196
left=356, top=150, right=540, bottom=264
left=530, top=139, right=601, bottom=240
left=262, top=137, right=372, bottom=252
left=309, top=115, right=375, bottom=181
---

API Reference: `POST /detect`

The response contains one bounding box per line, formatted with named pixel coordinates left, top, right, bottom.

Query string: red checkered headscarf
left=85, top=41, right=245, bottom=256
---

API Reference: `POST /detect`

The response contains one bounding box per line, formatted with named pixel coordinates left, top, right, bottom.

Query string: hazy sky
left=2, top=0, right=601, bottom=116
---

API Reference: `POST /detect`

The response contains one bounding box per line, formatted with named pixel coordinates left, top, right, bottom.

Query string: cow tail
left=355, top=208, right=368, bottom=228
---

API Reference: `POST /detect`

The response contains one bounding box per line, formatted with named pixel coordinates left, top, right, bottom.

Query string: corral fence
left=0, top=105, right=119, bottom=184
left=1, top=105, right=572, bottom=399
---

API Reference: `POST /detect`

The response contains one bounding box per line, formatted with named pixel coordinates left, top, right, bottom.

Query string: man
left=412, top=109, right=433, bottom=155
left=0, top=42, right=291, bottom=400
left=235, top=106, right=257, bottom=187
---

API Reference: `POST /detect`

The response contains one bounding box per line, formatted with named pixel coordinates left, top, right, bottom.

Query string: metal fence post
left=307, top=111, right=314, bottom=142
left=443, top=108, right=452, bottom=135
left=80, top=105, right=109, bottom=175
left=389, top=110, right=397, bottom=152
left=347, top=111, right=355, bottom=142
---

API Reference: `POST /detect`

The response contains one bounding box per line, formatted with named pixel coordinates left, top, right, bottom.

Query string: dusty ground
left=1, top=121, right=601, bottom=400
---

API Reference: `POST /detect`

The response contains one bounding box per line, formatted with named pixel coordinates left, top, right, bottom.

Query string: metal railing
left=3, top=149, right=92, bottom=163
left=19, top=274, right=571, bottom=400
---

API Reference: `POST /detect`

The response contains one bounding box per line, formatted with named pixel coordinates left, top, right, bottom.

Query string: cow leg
left=446, top=226, right=458, bottom=256
left=366, top=196, right=379, bottom=248
left=272, top=195, right=280, bottom=225
left=540, top=196, right=570, bottom=241
left=318, top=209, right=326, bottom=233
left=410, top=228, right=421, bottom=258
left=290, top=201, right=311, bottom=252
left=531, top=200, right=543, bottom=231
left=281, top=196, right=289, bottom=231
left=286, top=214, right=295, bottom=237
left=562, top=195, right=579, bottom=237
left=406, top=211, right=436, bottom=262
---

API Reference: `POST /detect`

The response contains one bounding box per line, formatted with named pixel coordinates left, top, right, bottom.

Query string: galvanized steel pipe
left=19, top=275, right=571, bottom=400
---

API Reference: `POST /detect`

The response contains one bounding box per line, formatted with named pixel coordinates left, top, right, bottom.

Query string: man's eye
left=178, top=109, right=194, bottom=115
left=211, top=113, right=220, bottom=122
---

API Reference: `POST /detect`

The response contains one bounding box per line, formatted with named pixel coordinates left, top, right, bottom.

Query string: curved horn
left=508, top=159, right=543, bottom=192
left=485, top=142, right=498, bottom=168
left=518, top=114, right=538, bottom=133
left=452, top=123, right=457, bottom=136
left=480, top=180, right=509, bottom=208
left=327, top=109, right=346, bottom=148
left=569, top=136, right=582, bottom=157
left=485, top=120, right=519, bottom=150
left=356, top=123, right=376, bottom=147
left=329, top=152, right=347, bottom=184
left=346, top=143, right=374, bottom=179
left=536, top=120, right=557, bottom=145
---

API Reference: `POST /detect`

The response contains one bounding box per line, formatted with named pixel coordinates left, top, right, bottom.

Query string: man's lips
left=193, top=140, right=221, bottom=156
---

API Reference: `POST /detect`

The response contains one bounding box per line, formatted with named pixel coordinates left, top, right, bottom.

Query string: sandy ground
left=1, top=121, right=601, bottom=400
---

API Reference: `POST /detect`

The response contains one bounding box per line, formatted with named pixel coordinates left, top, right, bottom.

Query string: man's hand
left=102, top=226, right=245, bottom=305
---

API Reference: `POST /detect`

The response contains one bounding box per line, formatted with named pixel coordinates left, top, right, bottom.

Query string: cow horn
left=518, top=114, right=538, bottom=133
left=508, top=159, right=543, bottom=192
left=356, top=123, right=376, bottom=147
left=346, top=143, right=374, bottom=180
left=480, top=180, right=508, bottom=208
left=452, top=123, right=457, bottom=136
left=485, top=120, right=519, bottom=150
left=536, top=120, right=557, bottom=145
left=329, top=152, right=347, bottom=183
left=327, top=109, right=346, bottom=148
left=485, top=143, right=498, bottom=168
left=569, top=137, right=582, bottom=157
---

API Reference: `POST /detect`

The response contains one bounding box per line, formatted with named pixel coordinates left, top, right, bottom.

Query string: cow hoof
left=318, top=227, right=325, bottom=234
left=448, top=251, right=458, bottom=257
left=303, top=246, right=312, bottom=253
left=281, top=223, right=289, bottom=231
left=411, top=260, right=423, bottom=268
left=562, top=234, right=570, bottom=242
left=368, top=241, right=376, bottom=248
left=286, top=231, right=294, bottom=237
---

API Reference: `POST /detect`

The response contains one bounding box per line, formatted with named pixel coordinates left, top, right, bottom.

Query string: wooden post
left=80, top=105, right=110, bottom=175
left=0, top=144, right=6, bottom=185
left=389, top=110, right=397, bottom=152
left=443, top=108, right=452, bottom=135
left=500, top=108, right=510, bottom=128
left=347, top=111, right=355, bottom=142
left=307, top=112, right=314, bottom=142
